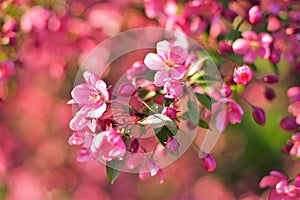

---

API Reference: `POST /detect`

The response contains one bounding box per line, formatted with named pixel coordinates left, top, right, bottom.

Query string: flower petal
left=232, top=39, right=250, bottom=55
left=215, top=110, right=228, bottom=132
left=144, top=53, right=166, bottom=71
left=71, top=84, right=94, bottom=104
left=157, top=40, right=172, bottom=60
left=170, top=66, right=187, bottom=79
left=242, top=31, right=258, bottom=40
left=243, top=51, right=257, bottom=63
left=87, top=103, right=107, bottom=118
left=154, top=70, right=169, bottom=86
left=83, top=71, right=101, bottom=85
left=170, top=46, right=188, bottom=64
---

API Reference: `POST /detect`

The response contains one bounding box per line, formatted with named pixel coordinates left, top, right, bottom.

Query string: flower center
left=164, top=60, right=174, bottom=68
left=250, top=41, right=259, bottom=50
left=89, top=91, right=104, bottom=103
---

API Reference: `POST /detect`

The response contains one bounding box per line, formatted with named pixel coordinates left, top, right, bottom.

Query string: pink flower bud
left=249, top=5, right=263, bottom=24
left=166, top=137, right=179, bottom=153
left=280, top=117, right=298, bottom=131
left=265, top=87, right=276, bottom=101
left=267, top=16, right=280, bottom=32
left=221, top=84, right=232, bottom=97
left=219, top=41, right=232, bottom=54
left=233, top=65, right=253, bottom=85
left=252, top=107, right=266, bottom=125
left=201, top=153, right=216, bottom=172
left=119, top=83, right=136, bottom=97
left=222, top=9, right=238, bottom=21
left=269, top=50, right=280, bottom=64
left=263, top=74, right=279, bottom=84
left=77, top=146, right=91, bottom=162
left=162, top=107, right=177, bottom=120
left=129, top=138, right=139, bottom=153
left=287, top=87, right=300, bottom=103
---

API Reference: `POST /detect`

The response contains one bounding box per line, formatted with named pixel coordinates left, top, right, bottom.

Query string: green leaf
left=154, top=126, right=173, bottom=146
left=199, top=119, right=209, bottom=129
left=106, top=158, right=125, bottom=184
left=195, top=93, right=213, bottom=111
left=224, top=30, right=241, bottom=40
left=226, top=53, right=244, bottom=65
left=188, top=100, right=199, bottom=125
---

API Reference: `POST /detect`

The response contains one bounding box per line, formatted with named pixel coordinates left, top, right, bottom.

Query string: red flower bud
left=265, top=87, right=276, bottom=101
left=263, top=74, right=279, bottom=84
left=280, top=117, right=298, bottom=131
left=162, top=107, right=177, bottom=120
left=129, top=138, right=139, bottom=153
left=252, top=107, right=266, bottom=125
left=200, top=153, right=216, bottom=172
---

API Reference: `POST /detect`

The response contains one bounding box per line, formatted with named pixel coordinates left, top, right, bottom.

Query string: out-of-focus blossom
left=252, top=106, right=266, bottom=125
left=163, top=79, right=183, bottom=99
left=144, top=40, right=188, bottom=86
left=232, top=31, right=272, bottom=63
left=288, top=87, right=300, bottom=103
left=0, top=60, right=15, bottom=81
left=69, top=71, right=109, bottom=118
left=166, top=137, right=179, bottom=153
left=21, top=6, right=50, bottom=32
left=249, top=5, right=263, bottom=24
left=219, top=41, right=232, bottom=55
left=91, top=130, right=126, bottom=161
left=233, top=65, right=253, bottom=85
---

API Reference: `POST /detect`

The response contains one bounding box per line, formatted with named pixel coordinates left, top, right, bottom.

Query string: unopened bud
left=280, top=117, right=298, bottom=131
left=252, top=107, right=266, bottom=125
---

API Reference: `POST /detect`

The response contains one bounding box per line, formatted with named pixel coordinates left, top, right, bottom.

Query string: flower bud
left=118, top=83, right=136, bottom=97
left=267, top=16, right=280, bottom=32
left=287, top=87, right=300, bottom=103
left=219, top=41, right=232, bottom=54
left=221, top=84, right=232, bottom=97
left=249, top=5, right=263, bottom=24
left=126, top=61, right=148, bottom=80
left=233, top=65, right=253, bottom=85
left=162, top=107, right=177, bottom=120
left=166, top=137, right=179, bottom=153
left=269, top=50, right=280, bottom=64
left=294, top=174, right=300, bottom=187
left=265, top=87, right=276, bottom=101
left=201, top=153, right=216, bottom=172
left=262, top=74, right=279, bottom=84
left=252, top=107, right=266, bottom=125
left=280, top=117, right=298, bottom=131
left=129, top=138, right=139, bottom=153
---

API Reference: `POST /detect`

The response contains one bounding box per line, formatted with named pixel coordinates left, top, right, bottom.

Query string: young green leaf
left=106, top=158, right=125, bottom=184
left=188, top=100, right=199, bottom=125
left=195, top=93, right=213, bottom=111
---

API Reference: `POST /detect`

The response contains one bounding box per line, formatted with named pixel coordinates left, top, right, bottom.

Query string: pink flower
left=69, top=106, right=97, bottom=132
left=248, top=5, right=263, bottom=24
left=144, top=40, right=188, bottom=86
left=69, top=71, right=109, bottom=118
left=212, top=98, right=244, bottom=132
left=260, top=171, right=300, bottom=199
left=91, top=130, right=126, bottom=161
left=232, top=31, right=273, bottom=63
left=163, top=79, right=183, bottom=99
left=233, top=65, right=253, bottom=85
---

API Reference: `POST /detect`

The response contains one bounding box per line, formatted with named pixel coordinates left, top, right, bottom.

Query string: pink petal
left=77, top=146, right=91, bottom=162
left=156, top=40, right=172, bottom=60
left=170, top=66, right=187, bottom=79
left=91, top=133, right=105, bottom=152
left=126, top=154, right=144, bottom=169
left=259, top=46, right=270, bottom=59
left=243, top=51, right=257, bottom=63
left=68, top=132, right=83, bottom=146
left=144, top=53, right=166, bottom=71
left=154, top=70, right=169, bottom=86
left=228, top=111, right=242, bottom=124
left=170, top=46, right=188, bottom=64
left=86, top=103, right=107, bottom=118
left=232, top=39, right=250, bottom=55
left=260, top=176, right=281, bottom=188
left=71, top=84, right=94, bottom=104
left=95, top=80, right=107, bottom=92
left=215, top=109, right=228, bottom=132
left=259, top=32, right=273, bottom=44
left=83, top=71, right=101, bottom=85
left=242, top=31, right=258, bottom=40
